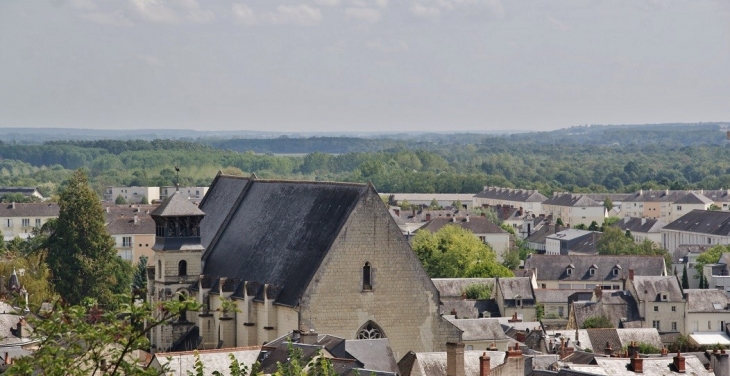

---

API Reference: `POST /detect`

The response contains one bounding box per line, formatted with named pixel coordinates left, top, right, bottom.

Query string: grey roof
left=578, top=193, right=633, bottom=203
left=524, top=255, right=665, bottom=282
left=612, top=217, right=665, bottom=234
left=418, top=216, right=506, bottom=235
left=150, top=191, right=204, bottom=217
left=624, top=189, right=695, bottom=203
left=202, top=179, right=369, bottom=306
left=699, top=189, right=730, bottom=202
left=534, top=289, right=592, bottom=304
left=440, top=299, right=497, bottom=319
left=547, top=229, right=595, bottom=242
left=572, top=291, right=641, bottom=330
left=431, top=278, right=496, bottom=299
left=443, top=317, right=509, bottom=341
left=105, top=215, right=155, bottom=235
left=674, top=192, right=713, bottom=204
left=474, top=187, right=547, bottom=202
left=663, top=209, right=730, bottom=235
left=630, top=276, right=684, bottom=302
left=593, top=355, right=711, bottom=375
left=526, top=223, right=559, bottom=245
left=543, top=194, right=602, bottom=208
left=198, top=174, right=250, bottom=248
left=154, top=347, right=261, bottom=376
left=615, top=328, right=663, bottom=350
left=568, top=233, right=601, bottom=255
left=345, top=339, right=399, bottom=374
left=684, top=289, right=730, bottom=312
left=671, top=244, right=713, bottom=264
left=585, top=329, right=622, bottom=355
left=0, top=202, right=59, bottom=217
left=497, top=277, right=535, bottom=300
left=399, top=350, right=506, bottom=376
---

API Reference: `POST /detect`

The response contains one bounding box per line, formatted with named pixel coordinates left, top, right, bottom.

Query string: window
left=589, top=268, right=596, bottom=276
left=613, top=268, right=619, bottom=276
left=21, top=219, right=29, bottom=227
left=654, top=306, right=659, bottom=312
left=661, top=294, right=668, bottom=301
left=709, top=321, right=712, bottom=330
left=672, top=322, right=677, bottom=331
left=122, top=237, right=132, bottom=247
left=362, top=262, right=372, bottom=291
left=708, top=237, right=712, bottom=244
left=118, top=249, right=132, bottom=261
left=558, top=306, right=564, bottom=317
left=4, top=219, right=12, bottom=228
left=178, top=260, right=187, bottom=276
left=671, top=306, right=676, bottom=312
left=516, top=299, right=522, bottom=308
left=652, top=321, right=660, bottom=330
left=566, top=268, right=573, bottom=276
left=158, top=260, right=162, bottom=279
left=357, top=322, right=385, bottom=339
left=466, top=345, right=473, bottom=350
left=35, top=218, right=41, bottom=227
left=677, top=205, right=682, bottom=211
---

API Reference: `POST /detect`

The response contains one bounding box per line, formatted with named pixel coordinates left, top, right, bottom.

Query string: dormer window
left=515, top=295, right=522, bottom=308
left=566, top=267, right=573, bottom=276
left=589, top=266, right=597, bottom=276
left=661, top=293, right=668, bottom=302
left=613, top=268, right=619, bottom=276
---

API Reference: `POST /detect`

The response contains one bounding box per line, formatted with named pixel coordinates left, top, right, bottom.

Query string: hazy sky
left=0, top=0, right=728, bottom=132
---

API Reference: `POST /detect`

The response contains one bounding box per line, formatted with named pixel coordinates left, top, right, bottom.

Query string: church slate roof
left=201, top=179, right=369, bottom=307
left=197, top=174, right=250, bottom=248
left=151, top=191, right=204, bottom=217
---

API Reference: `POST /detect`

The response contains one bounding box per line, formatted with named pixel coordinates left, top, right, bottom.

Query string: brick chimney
left=628, top=341, right=640, bottom=359
left=673, top=351, right=685, bottom=373
left=604, top=342, right=613, bottom=356
left=488, top=342, right=498, bottom=351
left=508, top=312, right=521, bottom=323
left=661, top=346, right=668, bottom=357
left=515, top=331, right=526, bottom=343
left=630, top=352, right=643, bottom=373
left=479, top=352, right=491, bottom=376
left=426, top=213, right=431, bottom=221
left=629, top=268, right=634, bottom=281
left=446, top=342, right=465, bottom=376
left=505, top=343, right=523, bottom=359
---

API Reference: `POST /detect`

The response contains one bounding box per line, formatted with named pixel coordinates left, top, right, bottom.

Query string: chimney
left=394, top=209, right=399, bottom=217
left=516, top=331, right=526, bottom=343
left=488, top=342, right=498, bottom=351
left=661, top=346, right=668, bottom=357
left=3, top=352, right=9, bottom=366
left=300, top=329, right=318, bottom=345
left=594, top=285, right=603, bottom=300
left=446, top=342, right=465, bottom=376
left=133, top=214, right=139, bottom=224
left=11, top=202, right=15, bottom=209
left=508, top=312, right=521, bottom=323
left=630, top=352, right=644, bottom=373
left=629, top=268, right=634, bottom=281
left=426, top=213, right=431, bottom=221
left=711, top=349, right=728, bottom=376
left=479, top=352, right=491, bottom=376
left=17, top=317, right=29, bottom=338
left=505, top=343, right=523, bottom=359
left=604, top=342, right=613, bottom=356
left=628, top=341, right=639, bottom=358
left=673, top=351, right=685, bottom=373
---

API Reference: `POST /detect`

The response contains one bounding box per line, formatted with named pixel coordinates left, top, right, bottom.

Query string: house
left=0, top=202, right=59, bottom=241
left=622, top=189, right=712, bottom=222
left=611, top=216, right=665, bottom=245
left=661, top=209, right=730, bottom=253
left=545, top=229, right=600, bottom=255
left=442, top=317, right=514, bottom=351
left=160, top=186, right=209, bottom=201
left=103, top=186, right=160, bottom=203
left=473, top=187, right=547, bottom=215
left=567, top=288, right=642, bottom=330
left=523, top=254, right=667, bottom=290
left=432, top=278, right=499, bottom=319
left=626, top=276, right=686, bottom=333
left=398, top=343, right=525, bottom=376
left=582, top=352, right=713, bottom=375
left=670, top=192, right=713, bottom=222
left=495, top=277, right=537, bottom=321
left=670, top=244, right=713, bottom=289
left=534, top=289, right=592, bottom=320
left=417, top=216, right=510, bottom=259
left=389, top=208, right=461, bottom=235
left=385, top=193, right=475, bottom=210
left=0, top=187, right=44, bottom=200
left=106, top=212, right=156, bottom=262
left=147, top=174, right=462, bottom=358
left=523, top=222, right=560, bottom=253
left=684, top=289, right=730, bottom=347
left=542, top=194, right=605, bottom=228
left=699, top=189, right=730, bottom=210
left=705, top=252, right=730, bottom=296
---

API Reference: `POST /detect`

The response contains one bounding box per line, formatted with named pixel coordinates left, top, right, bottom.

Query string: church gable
left=202, top=179, right=368, bottom=307
left=299, top=185, right=461, bottom=357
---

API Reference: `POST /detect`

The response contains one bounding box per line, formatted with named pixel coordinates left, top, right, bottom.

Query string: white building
left=661, top=210, right=730, bottom=253
left=104, top=186, right=160, bottom=204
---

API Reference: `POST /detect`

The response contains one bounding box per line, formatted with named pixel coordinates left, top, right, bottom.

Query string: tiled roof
left=630, top=276, right=684, bottom=302
left=345, top=339, right=399, bottom=374
left=201, top=178, right=369, bottom=307
left=399, top=350, right=506, bottom=376
left=624, top=190, right=694, bottom=203
left=524, top=255, right=665, bottom=282
left=443, top=317, right=509, bottom=341
left=497, top=277, right=534, bottom=300
left=615, top=328, right=663, bottom=350
left=699, top=189, right=730, bottom=202
left=684, top=289, right=730, bottom=312
left=572, top=291, right=641, bottom=330
left=0, top=203, right=59, bottom=217
left=474, top=187, right=547, bottom=202
left=671, top=244, right=713, bottom=264
left=151, top=191, right=204, bottom=217
left=612, top=217, right=665, bottom=234
left=593, top=355, right=711, bottom=375
left=543, top=194, right=602, bottom=207
left=154, top=347, right=261, bottom=376
left=586, top=329, right=621, bottom=355
left=534, top=289, right=592, bottom=304
left=431, top=278, right=496, bottom=299
left=440, top=299, right=498, bottom=319
left=663, top=209, right=730, bottom=235
left=674, top=192, right=713, bottom=204
left=105, top=215, right=155, bottom=235
left=418, top=216, right=507, bottom=235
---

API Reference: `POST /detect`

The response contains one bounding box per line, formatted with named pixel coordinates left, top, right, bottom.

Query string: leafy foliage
left=581, top=315, right=614, bottom=329
left=694, top=245, right=727, bottom=277
left=412, top=225, right=513, bottom=278
left=46, top=170, right=132, bottom=306
left=463, top=283, right=494, bottom=300
left=597, top=227, right=672, bottom=267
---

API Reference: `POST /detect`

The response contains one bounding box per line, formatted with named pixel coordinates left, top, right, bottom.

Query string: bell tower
left=148, top=191, right=205, bottom=352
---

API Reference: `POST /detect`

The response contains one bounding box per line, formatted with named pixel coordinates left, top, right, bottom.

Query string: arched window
left=357, top=321, right=385, bottom=339
left=178, top=260, right=187, bottom=276
left=362, top=262, right=372, bottom=291
left=158, top=260, right=162, bottom=279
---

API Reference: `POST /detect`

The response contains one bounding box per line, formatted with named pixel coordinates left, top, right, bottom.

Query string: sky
left=0, top=0, right=728, bottom=133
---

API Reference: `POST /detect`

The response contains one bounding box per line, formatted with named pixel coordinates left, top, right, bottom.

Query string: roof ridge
left=251, top=178, right=368, bottom=187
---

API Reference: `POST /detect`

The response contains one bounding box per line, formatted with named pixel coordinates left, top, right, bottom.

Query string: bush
left=581, top=315, right=614, bottom=329
left=463, top=283, right=494, bottom=300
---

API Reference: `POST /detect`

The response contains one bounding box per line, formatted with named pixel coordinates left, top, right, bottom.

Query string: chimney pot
left=673, top=351, right=685, bottom=373
left=630, top=352, right=644, bottom=373
left=479, top=352, right=491, bottom=376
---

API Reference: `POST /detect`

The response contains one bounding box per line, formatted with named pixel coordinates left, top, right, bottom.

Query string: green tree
left=597, top=226, right=634, bottom=255
left=603, top=197, right=613, bottom=211
left=555, top=218, right=564, bottom=226
left=463, top=283, right=494, bottom=300
left=587, top=221, right=599, bottom=231
left=709, top=204, right=721, bottom=211
left=502, top=249, right=521, bottom=270
left=132, top=256, right=148, bottom=297
left=46, top=169, right=133, bottom=306
left=681, top=264, right=689, bottom=289
left=625, top=230, right=632, bottom=239
left=115, top=194, right=127, bottom=205
left=411, top=225, right=513, bottom=278
left=429, top=198, right=441, bottom=209
left=139, top=195, right=149, bottom=205
left=582, top=315, right=614, bottom=329
left=451, top=199, right=463, bottom=209
left=694, top=245, right=727, bottom=278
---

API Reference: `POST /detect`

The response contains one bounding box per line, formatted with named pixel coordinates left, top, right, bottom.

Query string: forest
left=1, top=123, right=729, bottom=198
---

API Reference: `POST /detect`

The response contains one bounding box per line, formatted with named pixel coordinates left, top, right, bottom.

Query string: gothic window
left=357, top=321, right=385, bottom=339
left=178, top=260, right=187, bottom=276
left=362, top=262, right=372, bottom=291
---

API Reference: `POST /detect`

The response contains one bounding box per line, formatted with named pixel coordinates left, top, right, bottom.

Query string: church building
left=147, top=173, right=461, bottom=358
